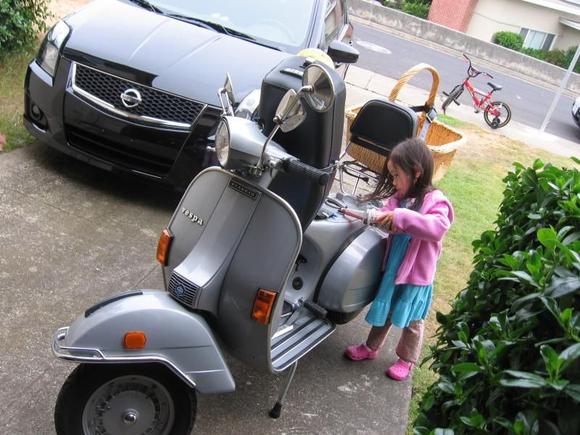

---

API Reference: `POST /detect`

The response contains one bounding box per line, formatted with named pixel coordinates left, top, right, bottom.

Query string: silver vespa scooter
left=52, top=57, right=387, bottom=434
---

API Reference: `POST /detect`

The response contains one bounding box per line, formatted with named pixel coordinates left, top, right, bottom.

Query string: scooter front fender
left=52, top=290, right=235, bottom=394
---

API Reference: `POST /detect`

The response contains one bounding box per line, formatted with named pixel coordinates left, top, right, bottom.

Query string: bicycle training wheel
left=441, top=85, right=463, bottom=113
left=484, top=101, right=511, bottom=129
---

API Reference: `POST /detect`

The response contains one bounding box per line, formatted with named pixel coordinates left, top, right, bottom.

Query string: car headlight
left=235, top=89, right=261, bottom=120
left=215, top=118, right=230, bottom=167
left=37, top=20, right=70, bottom=77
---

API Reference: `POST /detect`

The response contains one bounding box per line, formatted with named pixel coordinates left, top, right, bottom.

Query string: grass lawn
left=407, top=120, right=576, bottom=432
left=0, top=45, right=38, bottom=152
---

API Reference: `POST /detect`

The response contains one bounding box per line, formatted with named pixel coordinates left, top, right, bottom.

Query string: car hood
left=63, top=0, right=290, bottom=106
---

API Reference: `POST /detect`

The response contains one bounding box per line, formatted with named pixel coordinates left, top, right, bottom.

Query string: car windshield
left=150, top=0, right=317, bottom=52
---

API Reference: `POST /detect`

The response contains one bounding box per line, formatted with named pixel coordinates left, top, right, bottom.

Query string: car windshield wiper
left=128, top=0, right=163, bottom=14
left=165, top=14, right=230, bottom=33
left=219, top=27, right=281, bottom=51
left=166, top=14, right=282, bottom=51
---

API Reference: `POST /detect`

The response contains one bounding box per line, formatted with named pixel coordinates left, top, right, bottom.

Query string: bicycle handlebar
left=463, top=53, right=494, bottom=79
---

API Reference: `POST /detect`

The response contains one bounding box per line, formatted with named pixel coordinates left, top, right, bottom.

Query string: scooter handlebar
left=280, top=159, right=331, bottom=186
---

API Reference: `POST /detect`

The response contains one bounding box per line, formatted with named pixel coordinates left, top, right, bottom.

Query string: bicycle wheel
left=484, top=101, right=512, bottom=129
left=441, top=85, right=463, bottom=113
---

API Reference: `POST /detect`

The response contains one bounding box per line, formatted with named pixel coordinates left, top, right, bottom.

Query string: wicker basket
left=345, top=63, right=464, bottom=182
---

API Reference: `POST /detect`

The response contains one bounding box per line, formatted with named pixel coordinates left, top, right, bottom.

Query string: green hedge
left=493, top=31, right=524, bottom=51
left=493, top=31, right=580, bottom=73
left=415, top=160, right=580, bottom=434
left=0, top=0, right=50, bottom=56
left=383, top=0, right=432, bottom=19
left=401, top=1, right=431, bottom=19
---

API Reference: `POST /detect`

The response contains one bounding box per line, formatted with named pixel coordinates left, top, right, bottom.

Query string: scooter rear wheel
left=54, top=363, right=196, bottom=435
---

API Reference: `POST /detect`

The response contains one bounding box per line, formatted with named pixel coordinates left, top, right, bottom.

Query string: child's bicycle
left=442, top=54, right=512, bottom=129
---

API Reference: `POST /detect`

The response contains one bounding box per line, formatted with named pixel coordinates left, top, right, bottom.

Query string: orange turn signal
left=123, top=331, right=147, bottom=349
left=251, top=289, right=277, bottom=325
left=156, top=228, right=173, bottom=265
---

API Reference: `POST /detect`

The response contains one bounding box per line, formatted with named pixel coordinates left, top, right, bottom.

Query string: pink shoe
left=344, top=343, right=379, bottom=361
left=386, top=359, right=414, bottom=381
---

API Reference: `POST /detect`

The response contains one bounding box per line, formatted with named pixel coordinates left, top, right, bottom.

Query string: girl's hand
left=375, top=211, right=397, bottom=232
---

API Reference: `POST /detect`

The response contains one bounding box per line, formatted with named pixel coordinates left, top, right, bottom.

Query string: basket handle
left=388, top=63, right=440, bottom=110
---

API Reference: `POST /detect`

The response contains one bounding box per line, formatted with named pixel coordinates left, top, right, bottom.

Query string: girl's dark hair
left=367, top=138, right=435, bottom=211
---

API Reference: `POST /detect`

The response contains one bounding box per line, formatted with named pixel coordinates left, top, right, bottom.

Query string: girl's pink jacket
left=380, top=189, right=454, bottom=286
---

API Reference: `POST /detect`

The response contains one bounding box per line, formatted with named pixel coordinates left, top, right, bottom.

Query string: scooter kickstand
left=269, top=361, right=298, bottom=419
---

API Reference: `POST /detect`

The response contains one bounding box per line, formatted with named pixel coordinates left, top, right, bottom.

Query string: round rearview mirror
left=275, top=89, right=306, bottom=133
left=302, top=63, right=335, bottom=112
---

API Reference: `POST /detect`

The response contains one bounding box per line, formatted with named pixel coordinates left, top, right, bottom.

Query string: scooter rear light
left=252, top=289, right=277, bottom=325
left=156, top=228, right=173, bottom=266
left=123, top=331, right=147, bottom=349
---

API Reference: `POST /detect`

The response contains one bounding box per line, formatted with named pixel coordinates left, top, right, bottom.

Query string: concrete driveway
left=0, top=142, right=411, bottom=434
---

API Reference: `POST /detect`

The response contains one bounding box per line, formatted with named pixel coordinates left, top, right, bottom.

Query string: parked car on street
left=572, top=96, right=580, bottom=127
left=24, top=0, right=358, bottom=189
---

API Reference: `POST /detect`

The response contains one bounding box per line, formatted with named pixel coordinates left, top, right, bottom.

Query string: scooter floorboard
left=271, top=312, right=335, bottom=371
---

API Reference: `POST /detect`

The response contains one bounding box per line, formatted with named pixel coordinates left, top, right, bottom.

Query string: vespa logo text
left=120, top=88, right=142, bottom=108
left=182, top=207, right=204, bottom=226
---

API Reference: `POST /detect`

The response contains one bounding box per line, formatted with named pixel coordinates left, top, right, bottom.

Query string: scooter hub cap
left=82, top=375, right=175, bottom=435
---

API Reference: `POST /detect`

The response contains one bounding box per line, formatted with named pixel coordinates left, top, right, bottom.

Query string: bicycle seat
left=488, top=82, right=502, bottom=91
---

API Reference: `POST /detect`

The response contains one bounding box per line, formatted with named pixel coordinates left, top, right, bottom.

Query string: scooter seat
left=488, top=82, right=502, bottom=92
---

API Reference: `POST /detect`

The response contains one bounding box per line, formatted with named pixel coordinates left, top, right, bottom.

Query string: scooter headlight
left=37, top=20, right=70, bottom=78
left=215, top=118, right=230, bottom=167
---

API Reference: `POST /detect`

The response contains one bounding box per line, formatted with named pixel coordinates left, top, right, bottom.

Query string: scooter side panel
left=218, top=189, right=302, bottom=370
left=316, top=229, right=386, bottom=313
left=53, top=290, right=235, bottom=393
left=163, top=168, right=263, bottom=314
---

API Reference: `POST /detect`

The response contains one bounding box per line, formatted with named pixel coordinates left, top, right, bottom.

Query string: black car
left=24, top=0, right=358, bottom=189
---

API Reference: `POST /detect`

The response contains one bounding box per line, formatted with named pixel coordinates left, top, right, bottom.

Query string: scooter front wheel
left=54, top=363, right=197, bottom=435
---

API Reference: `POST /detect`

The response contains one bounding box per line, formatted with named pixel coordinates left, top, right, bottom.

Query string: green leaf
left=437, top=381, right=455, bottom=395
left=533, top=159, right=544, bottom=170
left=545, top=276, right=580, bottom=298
left=537, top=227, right=559, bottom=249
left=541, top=345, right=563, bottom=376
left=451, top=362, right=481, bottom=374
left=501, top=379, right=545, bottom=389
left=560, top=343, right=580, bottom=362
left=501, top=370, right=548, bottom=388
left=564, top=384, right=580, bottom=402
left=511, top=271, right=540, bottom=288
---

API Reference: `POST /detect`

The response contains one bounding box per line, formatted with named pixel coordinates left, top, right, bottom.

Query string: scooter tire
left=54, top=363, right=197, bottom=435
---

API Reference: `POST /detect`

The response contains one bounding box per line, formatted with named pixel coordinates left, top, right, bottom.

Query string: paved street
left=353, top=20, right=580, bottom=144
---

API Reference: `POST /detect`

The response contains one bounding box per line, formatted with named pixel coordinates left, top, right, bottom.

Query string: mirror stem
left=253, top=123, right=281, bottom=175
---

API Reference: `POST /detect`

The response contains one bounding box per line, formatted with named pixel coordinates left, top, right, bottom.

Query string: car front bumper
left=24, top=57, right=222, bottom=190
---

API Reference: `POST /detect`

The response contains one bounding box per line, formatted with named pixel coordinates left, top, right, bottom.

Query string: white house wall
left=467, top=0, right=580, bottom=50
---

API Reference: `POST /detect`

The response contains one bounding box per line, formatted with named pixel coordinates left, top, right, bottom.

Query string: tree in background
left=0, top=0, right=51, bottom=58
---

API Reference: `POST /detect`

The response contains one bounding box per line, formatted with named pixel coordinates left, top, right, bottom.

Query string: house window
left=520, top=28, right=555, bottom=50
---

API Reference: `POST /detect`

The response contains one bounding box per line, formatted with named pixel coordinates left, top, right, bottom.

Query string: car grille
left=168, top=272, right=200, bottom=307
left=66, top=124, right=175, bottom=176
left=72, top=63, right=205, bottom=128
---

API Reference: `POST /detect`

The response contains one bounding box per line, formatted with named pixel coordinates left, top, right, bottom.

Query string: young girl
left=344, top=137, right=454, bottom=381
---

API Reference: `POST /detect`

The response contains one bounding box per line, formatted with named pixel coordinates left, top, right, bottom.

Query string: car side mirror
left=327, top=40, right=359, bottom=64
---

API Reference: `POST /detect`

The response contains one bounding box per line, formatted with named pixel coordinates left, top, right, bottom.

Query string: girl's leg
left=344, top=321, right=392, bottom=361
left=366, top=321, right=393, bottom=351
left=386, top=320, right=424, bottom=381
left=395, top=319, right=424, bottom=364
